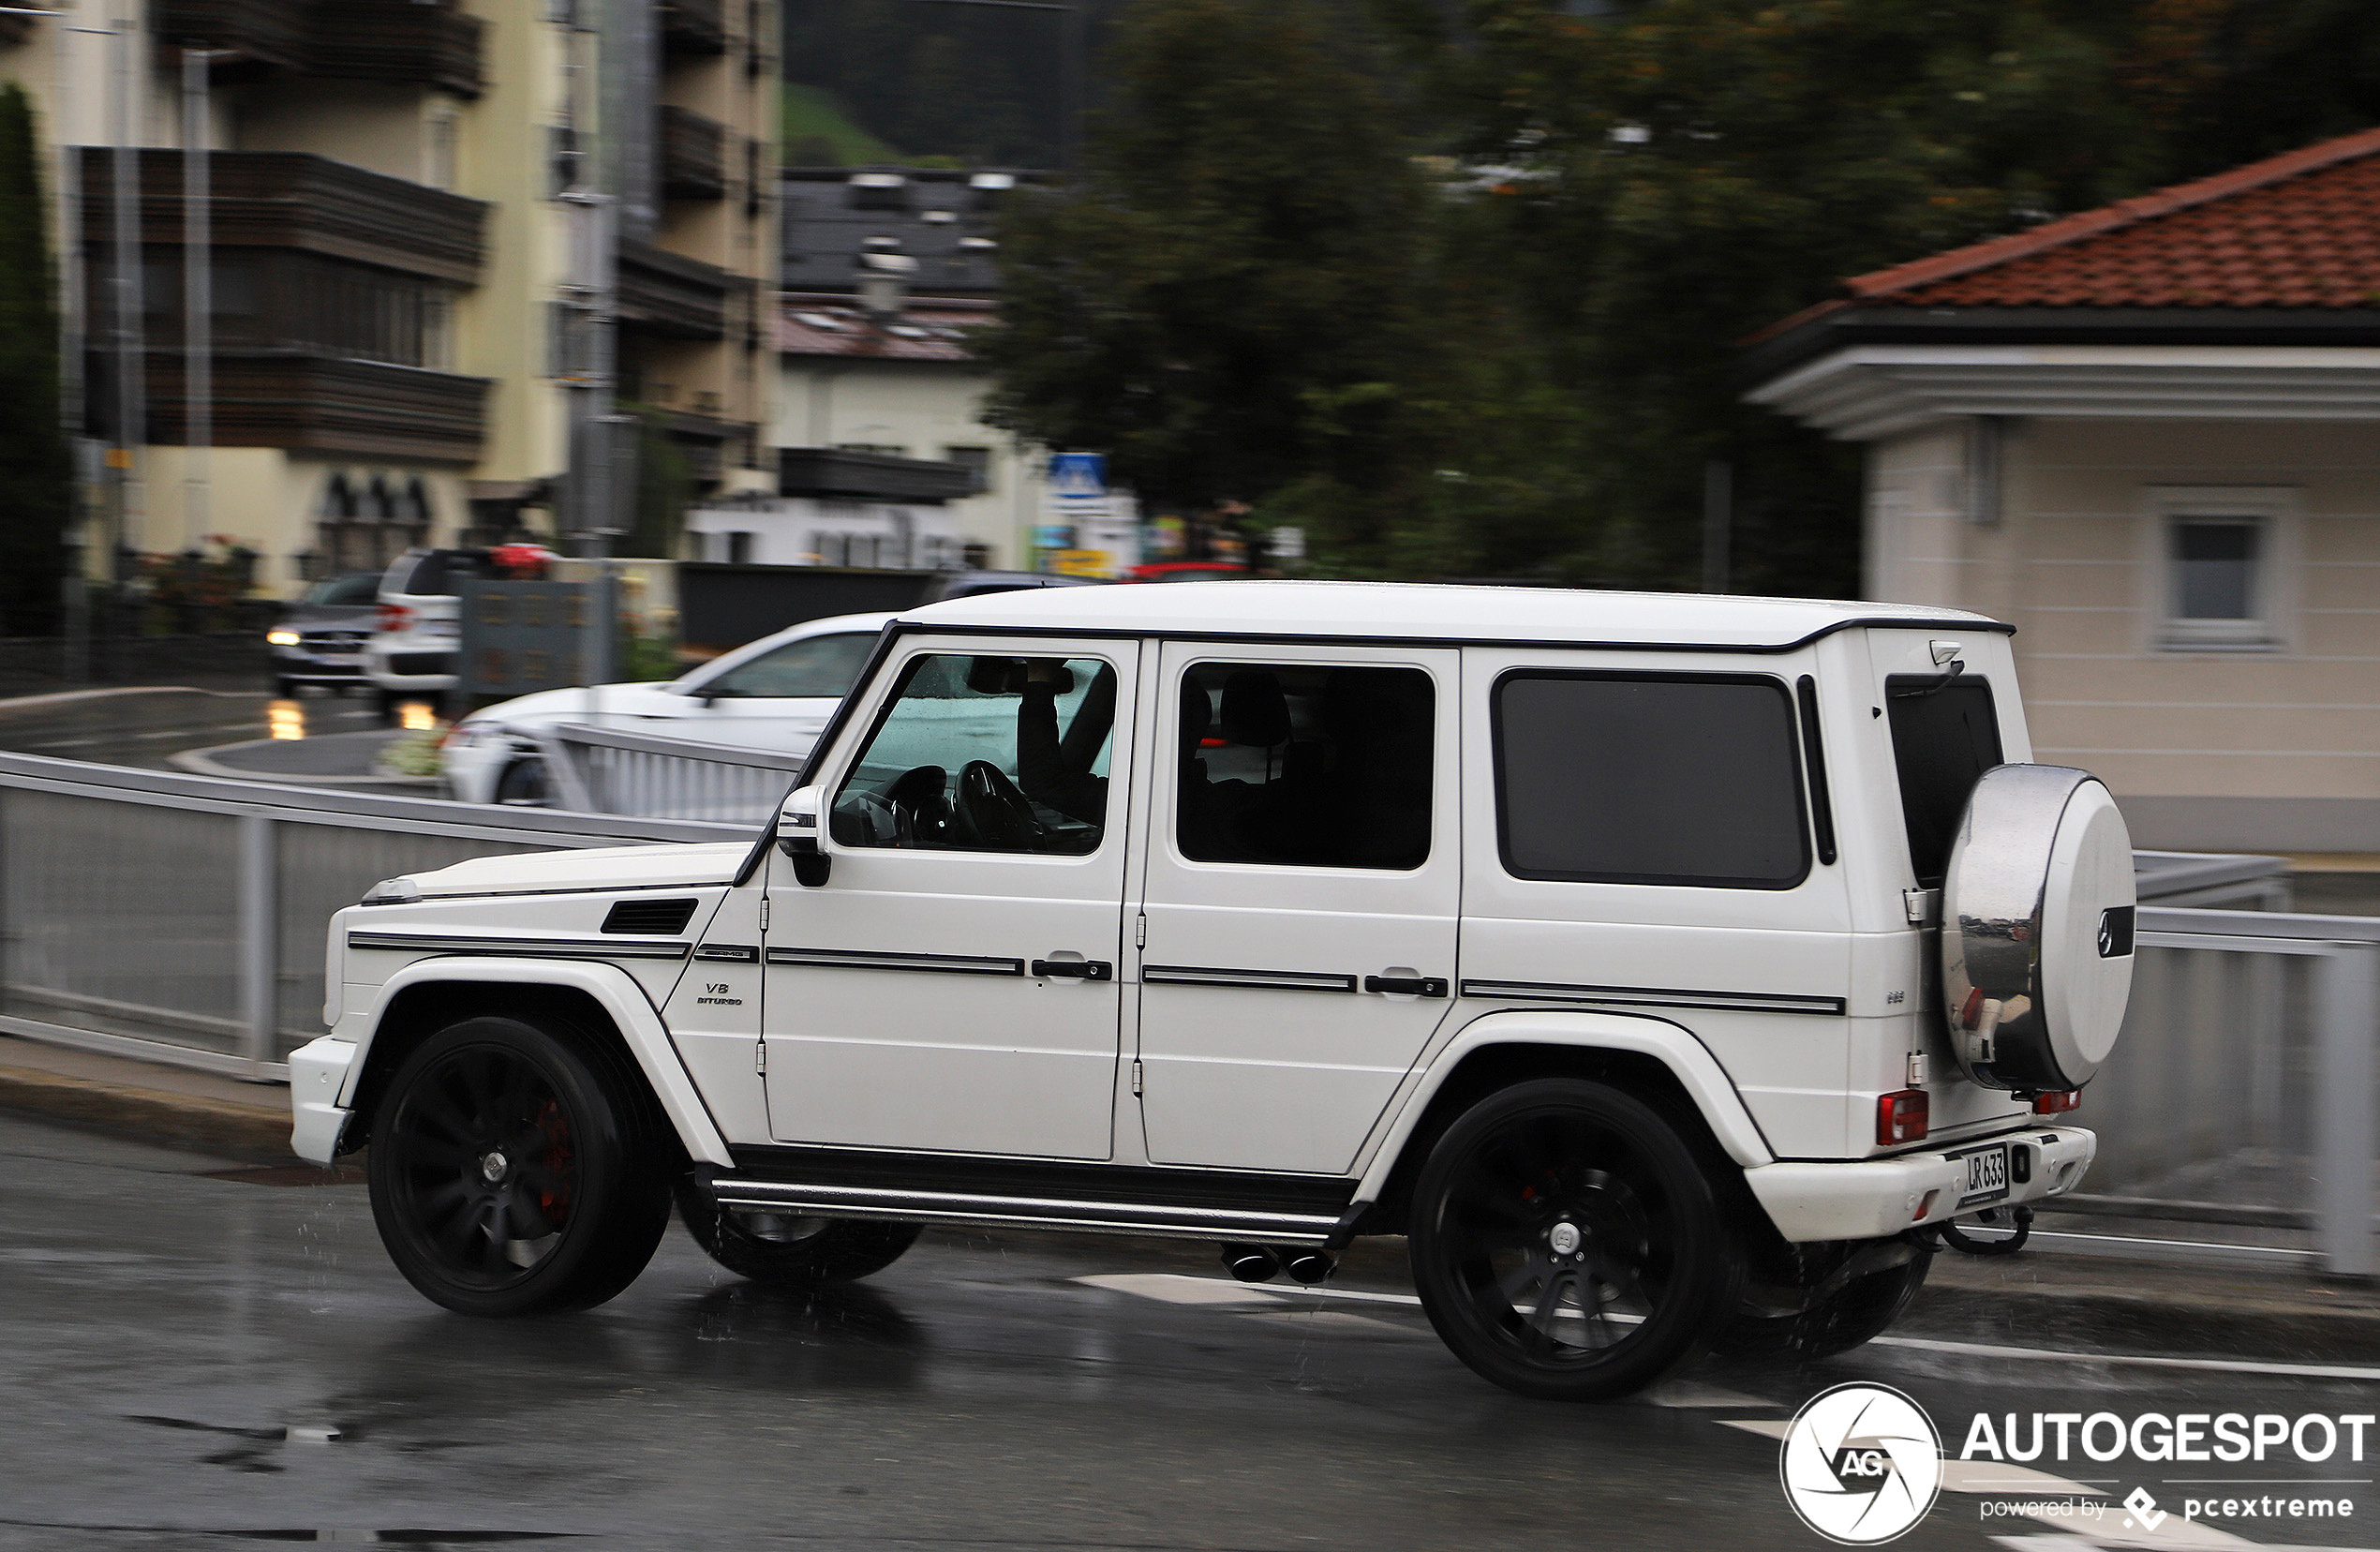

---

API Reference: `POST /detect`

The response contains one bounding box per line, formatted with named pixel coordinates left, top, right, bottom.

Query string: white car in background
left=441, top=612, right=890, bottom=805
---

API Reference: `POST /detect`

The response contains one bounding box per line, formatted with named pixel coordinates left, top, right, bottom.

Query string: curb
left=0, top=685, right=261, bottom=719
left=0, top=1065, right=295, bottom=1164
left=169, top=736, right=439, bottom=788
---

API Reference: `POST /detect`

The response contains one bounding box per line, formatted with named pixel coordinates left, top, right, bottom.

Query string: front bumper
left=290, top=1035, right=359, bottom=1164
left=1744, top=1126, right=2095, bottom=1243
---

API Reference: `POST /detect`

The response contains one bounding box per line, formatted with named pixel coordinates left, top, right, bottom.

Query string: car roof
left=895, top=580, right=2004, bottom=652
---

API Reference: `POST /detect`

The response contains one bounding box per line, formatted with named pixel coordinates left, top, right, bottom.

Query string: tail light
left=2032, top=1090, right=2080, bottom=1115
left=1877, top=1088, right=1929, bottom=1145
left=377, top=603, right=415, bottom=634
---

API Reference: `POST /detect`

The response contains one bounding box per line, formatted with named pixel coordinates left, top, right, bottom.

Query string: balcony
left=660, top=0, right=724, bottom=55
left=139, top=351, right=489, bottom=462
left=616, top=238, right=728, bottom=339
left=156, top=0, right=313, bottom=73
left=659, top=106, right=726, bottom=201
left=79, top=149, right=485, bottom=285
left=156, top=0, right=482, bottom=93
left=311, top=0, right=483, bottom=99
left=778, top=448, right=978, bottom=504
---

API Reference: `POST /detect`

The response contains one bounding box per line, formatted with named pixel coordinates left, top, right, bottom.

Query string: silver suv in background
left=363, top=548, right=484, bottom=722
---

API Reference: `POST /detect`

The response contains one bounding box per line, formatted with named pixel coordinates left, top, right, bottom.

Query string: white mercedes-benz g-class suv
left=291, top=582, right=2135, bottom=1401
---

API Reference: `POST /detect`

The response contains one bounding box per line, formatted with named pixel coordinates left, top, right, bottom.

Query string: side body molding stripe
left=766, top=947, right=1026, bottom=977
left=348, top=931, right=691, bottom=961
left=1143, top=964, right=1359, bottom=993
left=1459, top=979, right=1846, bottom=1017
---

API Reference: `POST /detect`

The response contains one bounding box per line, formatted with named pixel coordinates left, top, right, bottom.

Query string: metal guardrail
left=2048, top=905, right=2379, bottom=1275
left=0, top=751, right=749, bottom=1082
left=530, top=721, right=804, bottom=825
left=2133, top=849, right=2294, bottom=910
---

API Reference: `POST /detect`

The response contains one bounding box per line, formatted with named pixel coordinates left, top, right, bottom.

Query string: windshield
left=303, top=574, right=381, bottom=607
left=692, top=631, right=876, bottom=699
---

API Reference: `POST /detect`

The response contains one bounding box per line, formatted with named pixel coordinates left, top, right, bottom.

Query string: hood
left=396, top=842, right=749, bottom=899
left=465, top=681, right=691, bottom=728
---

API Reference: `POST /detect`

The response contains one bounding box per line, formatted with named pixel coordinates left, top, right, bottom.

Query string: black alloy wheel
left=367, top=1016, right=672, bottom=1317
left=1409, top=1079, right=1740, bottom=1401
left=673, top=1182, right=921, bottom=1286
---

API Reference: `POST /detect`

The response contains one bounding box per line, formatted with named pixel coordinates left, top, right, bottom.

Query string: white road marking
left=1639, top=1380, right=1775, bottom=1410
left=1719, top=1417, right=1792, bottom=1440
left=1072, top=1274, right=1274, bottom=1306
left=1869, top=1334, right=2380, bottom=1384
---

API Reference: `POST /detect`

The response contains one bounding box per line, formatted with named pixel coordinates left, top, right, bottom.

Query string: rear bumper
left=1744, top=1126, right=2095, bottom=1243
left=289, top=1036, right=359, bottom=1165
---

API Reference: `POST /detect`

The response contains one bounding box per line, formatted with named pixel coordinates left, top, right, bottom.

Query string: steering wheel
left=954, top=760, right=1049, bottom=849
left=883, top=765, right=952, bottom=848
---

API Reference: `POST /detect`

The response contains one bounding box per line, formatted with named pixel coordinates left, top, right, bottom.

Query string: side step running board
left=707, top=1176, right=1350, bottom=1247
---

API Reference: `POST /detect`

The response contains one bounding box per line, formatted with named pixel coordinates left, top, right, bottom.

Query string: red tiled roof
left=775, top=291, right=994, bottom=360
left=1843, top=125, right=2380, bottom=309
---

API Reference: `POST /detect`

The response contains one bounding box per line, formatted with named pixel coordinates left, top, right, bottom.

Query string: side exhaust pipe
left=1221, top=1244, right=1280, bottom=1283
left=1279, top=1248, right=1335, bottom=1285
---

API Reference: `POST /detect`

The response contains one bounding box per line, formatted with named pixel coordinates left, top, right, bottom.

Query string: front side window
left=1883, top=676, right=2002, bottom=888
left=832, top=653, right=1115, bottom=855
left=1495, top=673, right=1807, bottom=889
left=1172, top=662, right=1434, bottom=870
left=695, top=631, right=875, bottom=699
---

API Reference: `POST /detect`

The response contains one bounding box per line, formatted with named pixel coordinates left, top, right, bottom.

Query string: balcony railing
left=660, top=0, right=724, bottom=55
left=311, top=0, right=483, bottom=99
left=140, top=351, right=490, bottom=463
left=78, top=149, right=485, bottom=285
left=616, top=238, right=728, bottom=339
left=155, top=0, right=482, bottom=96
left=659, top=106, right=726, bottom=201
left=155, top=0, right=313, bottom=73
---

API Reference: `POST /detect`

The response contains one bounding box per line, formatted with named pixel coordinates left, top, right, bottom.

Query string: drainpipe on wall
left=1966, top=415, right=2005, bottom=528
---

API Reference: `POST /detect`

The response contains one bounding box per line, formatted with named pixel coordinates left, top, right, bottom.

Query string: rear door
left=1133, top=641, right=1462, bottom=1174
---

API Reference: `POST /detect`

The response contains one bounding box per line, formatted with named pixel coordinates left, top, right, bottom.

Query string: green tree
left=977, top=0, right=1439, bottom=547
left=0, top=83, right=70, bottom=636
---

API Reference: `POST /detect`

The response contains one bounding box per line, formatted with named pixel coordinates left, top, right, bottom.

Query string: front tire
left=1409, top=1079, right=1741, bottom=1401
left=366, top=1015, right=672, bottom=1317
left=674, top=1183, right=921, bottom=1286
left=495, top=757, right=551, bottom=806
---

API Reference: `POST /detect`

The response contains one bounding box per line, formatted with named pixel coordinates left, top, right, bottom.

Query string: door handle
left=1364, top=975, right=1447, bottom=998
left=1033, top=959, right=1114, bottom=981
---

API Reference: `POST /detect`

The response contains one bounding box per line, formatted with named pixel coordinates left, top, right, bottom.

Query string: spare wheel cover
left=1941, top=765, right=2136, bottom=1091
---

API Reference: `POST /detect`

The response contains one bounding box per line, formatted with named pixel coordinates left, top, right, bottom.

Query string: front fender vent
left=602, top=897, right=700, bottom=935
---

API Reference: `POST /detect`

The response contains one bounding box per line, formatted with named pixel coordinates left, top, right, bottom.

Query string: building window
left=2163, top=516, right=2272, bottom=649
left=944, top=445, right=992, bottom=494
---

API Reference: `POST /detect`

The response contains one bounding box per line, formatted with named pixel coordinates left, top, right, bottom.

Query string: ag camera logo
left=1780, top=1382, right=1944, bottom=1544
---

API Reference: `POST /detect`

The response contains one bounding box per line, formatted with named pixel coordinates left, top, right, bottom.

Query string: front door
left=1135, top=642, right=1462, bottom=1174
left=762, top=637, right=1139, bottom=1159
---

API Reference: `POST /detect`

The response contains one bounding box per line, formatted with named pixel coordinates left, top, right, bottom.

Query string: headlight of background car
left=267, top=629, right=300, bottom=646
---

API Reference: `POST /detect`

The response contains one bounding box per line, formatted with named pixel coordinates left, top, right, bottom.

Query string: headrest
left=1220, top=670, right=1291, bottom=748
left=1179, top=686, right=1212, bottom=752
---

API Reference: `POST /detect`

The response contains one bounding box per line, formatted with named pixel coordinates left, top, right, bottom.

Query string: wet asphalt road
left=0, top=687, right=382, bottom=772
left=5, top=1115, right=2378, bottom=1552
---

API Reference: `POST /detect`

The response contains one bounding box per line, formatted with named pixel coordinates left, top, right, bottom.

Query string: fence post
left=2314, top=941, right=2378, bottom=1276
left=237, top=813, right=277, bottom=1080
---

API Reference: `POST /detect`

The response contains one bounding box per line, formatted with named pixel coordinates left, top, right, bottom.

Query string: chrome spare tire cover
left=1941, top=765, right=2136, bottom=1092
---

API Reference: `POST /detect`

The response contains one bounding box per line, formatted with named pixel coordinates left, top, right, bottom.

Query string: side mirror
left=776, top=785, right=832, bottom=887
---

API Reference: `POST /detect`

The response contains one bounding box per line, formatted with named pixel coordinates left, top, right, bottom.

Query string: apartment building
left=0, top=0, right=775, bottom=596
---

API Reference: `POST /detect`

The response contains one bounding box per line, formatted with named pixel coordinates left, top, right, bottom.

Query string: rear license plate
left=1958, top=1143, right=2010, bottom=1206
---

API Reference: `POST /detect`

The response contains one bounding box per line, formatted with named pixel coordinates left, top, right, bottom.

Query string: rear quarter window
left=1883, top=676, right=2003, bottom=888
left=1493, top=672, right=1809, bottom=889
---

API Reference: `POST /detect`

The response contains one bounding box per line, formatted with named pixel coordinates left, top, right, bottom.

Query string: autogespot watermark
left=1779, top=1388, right=2373, bottom=1545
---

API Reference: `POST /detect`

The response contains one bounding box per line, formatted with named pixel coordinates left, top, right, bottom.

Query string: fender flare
left=1352, top=1008, right=1776, bottom=1201
left=334, top=956, right=734, bottom=1167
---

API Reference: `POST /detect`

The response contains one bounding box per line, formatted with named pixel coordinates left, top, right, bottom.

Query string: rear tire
left=366, top=1014, right=672, bottom=1317
left=674, top=1183, right=921, bottom=1286
left=1408, top=1079, right=1741, bottom=1401
left=495, top=758, right=551, bottom=806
